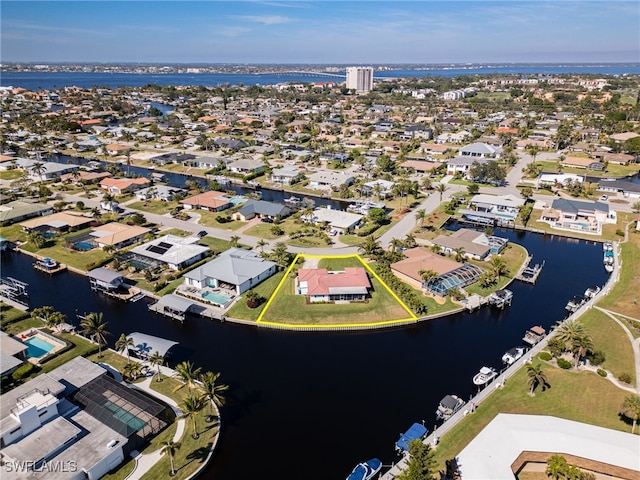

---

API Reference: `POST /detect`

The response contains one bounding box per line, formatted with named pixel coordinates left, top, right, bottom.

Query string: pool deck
left=18, top=329, right=67, bottom=364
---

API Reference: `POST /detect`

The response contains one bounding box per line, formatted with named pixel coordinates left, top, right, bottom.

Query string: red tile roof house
left=100, top=177, right=150, bottom=195
left=180, top=191, right=232, bottom=212
left=296, top=267, right=371, bottom=303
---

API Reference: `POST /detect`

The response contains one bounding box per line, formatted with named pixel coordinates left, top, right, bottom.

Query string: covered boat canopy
left=439, top=395, right=462, bottom=411
left=396, top=422, right=428, bottom=452
left=127, top=332, right=178, bottom=358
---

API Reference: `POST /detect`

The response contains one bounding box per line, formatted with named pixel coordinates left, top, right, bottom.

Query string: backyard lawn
left=225, top=272, right=285, bottom=322
left=0, top=304, right=31, bottom=329
left=258, top=256, right=414, bottom=326
left=196, top=210, right=247, bottom=230
left=597, top=230, right=640, bottom=317
left=465, top=243, right=528, bottom=297
left=20, top=239, right=111, bottom=271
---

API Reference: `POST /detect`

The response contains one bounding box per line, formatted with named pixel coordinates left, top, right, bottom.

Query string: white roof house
left=307, top=207, right=364, bottom=232
left=459, top=142, right=502, bottom=158
left=457, top=414, right=640, bottom=480
left=129, top=234, right=209, bottom=270
left=470, top=194, right=525, bottom=221
left=308, top=171, right=354, bottom=190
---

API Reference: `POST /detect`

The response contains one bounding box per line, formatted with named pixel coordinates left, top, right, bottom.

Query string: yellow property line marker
left=257, top=253, right=418, bottom=328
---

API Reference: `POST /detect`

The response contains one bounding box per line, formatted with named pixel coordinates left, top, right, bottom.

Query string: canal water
left=0, top=228, right=609, bottom=480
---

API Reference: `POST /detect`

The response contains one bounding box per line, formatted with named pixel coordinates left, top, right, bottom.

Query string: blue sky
left=2, top=1, right=638, bottom=64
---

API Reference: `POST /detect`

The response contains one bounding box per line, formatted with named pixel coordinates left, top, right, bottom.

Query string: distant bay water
left=2, top=64, right=639, bottom=90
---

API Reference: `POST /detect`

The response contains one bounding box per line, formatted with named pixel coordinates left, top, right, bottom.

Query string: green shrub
left=11, top=362, right=37, bottom=381
left=615, top=229, right=625, bottom=237
left=597, top=368, right=607, bottom=377
left=538, top=352, right=552, bottom=361
left=618, top=372, right=633, bottom=384
left=547, top=337, right=565, bottom=357
left=588, top=350, right=606, bottom=366
left=557, top=358, right=572, bottom=369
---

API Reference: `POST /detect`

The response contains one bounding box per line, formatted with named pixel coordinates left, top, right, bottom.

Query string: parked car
left=260, top=217, right=274, bottom=223
left=599, top=195, right=608, bottom=201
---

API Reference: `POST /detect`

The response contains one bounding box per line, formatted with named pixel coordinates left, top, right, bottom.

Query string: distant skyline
left=2, top=1, right=639, bottom=64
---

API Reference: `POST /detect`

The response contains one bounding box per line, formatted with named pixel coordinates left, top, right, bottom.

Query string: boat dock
left=0, top=277, right=29, bottom=311
left=33, top=258, right=67, bottom=275
left=488, top=289, right=513, bottom=309
left=91, top=283, right=144, bottom=302
left=515, top=256, right=544, bottom=284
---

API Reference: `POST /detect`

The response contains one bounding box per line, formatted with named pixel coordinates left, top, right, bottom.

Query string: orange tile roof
left=180, top=191, right=231, bottom=210
left=391, top=247, right=462, bottom=282
left=297, top=267, right=370, bottom=296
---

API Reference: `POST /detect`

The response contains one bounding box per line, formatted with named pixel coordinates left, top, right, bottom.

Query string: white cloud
left=233, top=15, right=291, bottom=25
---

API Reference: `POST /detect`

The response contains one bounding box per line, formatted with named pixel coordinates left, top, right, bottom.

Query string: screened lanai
left=426, top=263, right=484, bottom=296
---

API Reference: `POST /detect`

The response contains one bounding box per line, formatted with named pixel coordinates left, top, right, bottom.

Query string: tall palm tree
left=256, top=239, right=267, bottom=252
left=571, top=333, right=594, bottom=368
left=115, top=333, right=135, bottom=361
left=199, top=371, right=229, bottom=422
left=435, top=183, right=448, bottom=202
left=414, top=208, right=426, bottom=227
left=553, top=319, right=586, bottom=352
left=229, top=235, right=240, bottom=248
left=80, top=312, right=110, bottom=358
left=148, top=351, right=164, bottom=382
left=123, top=362, right=142, bottom=381
left=160, top=440, right=181, bottom=476
left=419, top=269, right=439, bottom=288
left=30, top=161, right=47, bottom=183
left=620, top=394, right=640, bottom=434
left=489, top=256, right=508, bottom=280
left=271, top=242, right=290, bottom=268
left=180, top=395, right=205, bottom=439
left=526, top=363, right=548, bottom=395
left=173, top=360, right=202, bottom=393
left=453, top=247, right=466, bottom=263
left=358, top=235, right=382, bottom=259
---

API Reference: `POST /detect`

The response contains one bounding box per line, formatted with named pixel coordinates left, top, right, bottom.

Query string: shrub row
left=373, top=263, right=428, bottom=315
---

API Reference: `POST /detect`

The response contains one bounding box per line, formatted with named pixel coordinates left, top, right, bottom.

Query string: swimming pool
left=74, top=242, right=95, bottom=251
left=24, top=336, right=56, bottom=359
left=202, top=291, right=232, bottom=305
left=104, top=401, right=147, bottom=431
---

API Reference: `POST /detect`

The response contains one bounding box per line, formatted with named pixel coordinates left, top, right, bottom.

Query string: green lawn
left=198, top=236, right=247, bottom=253
left=243, top=222, right=287, bottom=240
left=0, top=223, right=27, bottom=243
left=432, top=365, right=634, bottom=471
left=39, top=332, right=99, bottom=373
left=0, top=304, right=31, bottom=328
left=580, top=309, right=635, bottom=384
left=1, top=315, right=42, bottom=335
left=260, top=261, right=412, bottom=325
left=128, top=200, right=180, bottom=215
left=536, top=160, right=640, bottom=179
left=318, top=256, right=362, bottom=269
left=196, top=210, right=247, bottom=230
left=465, top=243, right=528, bottom=296
left=597, top=232, right=640, bottom=317
left=287, top=236, right=331, bottom=248
left=20, top=239, right=111, bottom=271
left=226, top=272, right=285, bottom=322
left=0, top=169, right=25, bottom=180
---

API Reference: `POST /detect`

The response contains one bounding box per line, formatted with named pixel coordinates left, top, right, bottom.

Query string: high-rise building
left=345, top=66, right=374, bottom=93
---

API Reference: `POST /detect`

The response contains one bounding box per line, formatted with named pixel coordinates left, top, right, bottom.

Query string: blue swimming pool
left=104, top=401, right=147, bottom=431
left=24, top=336, right=56, bottom=359
left=74, top=242, right=95, bottom=251
left=202, top=291, right=232, bottom=305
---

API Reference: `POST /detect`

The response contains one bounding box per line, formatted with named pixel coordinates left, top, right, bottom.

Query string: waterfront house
left=0, top=200, right=53, bottom=225
left=135, top=185, right=186, bottom=202
left=446, top=156, right=489, bottom=177
left=305, top=207, right=364, bottom=233
left=469, top=194, right=525, bottom=222
left=105, top=144, right=132, bottom=156
left=308, top=171, right=354, bottom=190
left=20, top=211, right=92, bottom=233
left=180, top=191, right=232, bottom=212
left=431, top=228, right=508, bottom=261
left=390, top=247, right=483, bottom=295
left=0, top=331, right=28, bottom=377
left=226, top=158, right=265, bottom=175
left=560, top=156, right=604, bottom=171
left=184, top=247, right=277, bottom=296
left=295, top=267, right=371, bottom=302
left=85, top=222, right=151, bottom=250
left=129, top=234, right=209, bottom=270
left=361, top=179, right=395, bottom=198
left=459, top=142, right=502, bottom=159
left=539, top=198, right=615, bottom=234
left=100, top=177, right=150, bottom=195
left=270, top=165, right=303, bottom=185
left=232, top=199, right=291, bottom=221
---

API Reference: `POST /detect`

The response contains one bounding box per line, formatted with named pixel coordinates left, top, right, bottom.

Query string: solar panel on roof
left=158, top=242, right=172, bottom=249
left=147, top=244, right=169, bottom=255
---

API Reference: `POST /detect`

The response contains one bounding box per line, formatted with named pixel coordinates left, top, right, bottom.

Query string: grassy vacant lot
left=259, top=257, right=412, bottom=326
left=580, top=309, right=635, bottom=384
left=465, top=243, right=528, bottom=297
left=196, top=210, right=247, bottom=230
left=597, top=231, right=640, bottom=317
left=536, top=160, right=640, bottom=178
left=127, top=200, right=180, bottom=215
left=0, top=304, right=30, bottom=328
left=0, top=223, right=28, bottom=243
left=226, top=272, right=285, bottom=322
left=432, top=365, right=633, bottom=471
left=1, top=314, right=41, bottom=335
left=20, top=239, right=111, bottom=271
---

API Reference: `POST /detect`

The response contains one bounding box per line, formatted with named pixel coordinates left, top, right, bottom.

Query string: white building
left=346, top=67, right=373, bottom=94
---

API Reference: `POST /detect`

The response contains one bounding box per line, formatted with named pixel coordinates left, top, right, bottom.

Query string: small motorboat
left=473, top=366, right=497, bottom=386
left=42, top=257, right=58, bottom=268
left=284, top=196, right=302, bottom=206
left=565, top=296, right=585, bottom=312
left=603, top=242, right=613, bottom=251
left=523, top=325, right=546, bottom=346
left=584, top=286, right=601, bottom=299
left=436, top=394, right=466, bottom=420
left=502, top=347, right=525, bottom=365
left=346, top=458, right=382, bottom=480
left=396, top=423, right=428, bottom=452
left=605, top=263, right=614, bottom=273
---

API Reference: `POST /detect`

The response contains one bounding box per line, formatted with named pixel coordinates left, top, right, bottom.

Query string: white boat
left=584, top=286, right=601, bottom=299
left=565, top=296, right=585, bottom=312
left=473, top=366, right=497, bottom=386
left=346, top=458, right=382, bottom=480
left=284, top=196, right=302, bottom=205
left=436, top=394, right=466, bottom=420
left=603, top=242, right=613, bottom=251
left=605, top=263, right=614, bottom=273
left=502, top=347, right=525, bottom=365
left=523, top=326, right=546, bottom=346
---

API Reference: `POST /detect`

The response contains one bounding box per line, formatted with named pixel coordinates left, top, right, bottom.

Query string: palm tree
left=27, top=230, right=46, bottom=249
left=271, top=242, right=290, bottom=268
left=180, top=395, right=205, bottom=439
left=115, top=333, right=135, bottom=361
left=199, top=371, right=229, bottom=422
left=489, top=256, right=508, bottom=280
left=123, top=362, right=142, bottom=381
left=358, top=236, right=382, bottom=259
left=256, top=239, right=267, bottom=252
left=435, top=183, right=448, bottom=202
left=414, top=208, right=426, bottom=227
left=125, top=150, right=132, bottom=176
left=525, top=144, right=540, bottom=165
left=80, top=312, right=110, bottom=358
left=545, top=454, right=569, bottom=480
left=229, top=235, right=240, bottom=248
left=571, top=333, right=594, bottom=369
left=389, top=237, right=404, bottom=253
left=148, top=351, right=164, bottom=382
left=453, top=247, right=466, bottom=263
left=553, top=319, right=586, bottom=352
left=620, top=394, right=640, bottom=434
left=30, top=161, right=47, bottom=183
left=173, top=360, right=202, bottom=393
left=160, top=440, right=181, bottom=476
left=526, top=363, right=548, bottom=395
left=419, top=269, right=438, bottom=288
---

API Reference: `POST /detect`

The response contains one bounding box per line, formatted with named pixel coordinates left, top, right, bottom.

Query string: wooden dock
left=91, top=284, right=144, bottom=302
left=33, top=260, right=67, bottom=275
left=515, top=257, right=544, bottom=284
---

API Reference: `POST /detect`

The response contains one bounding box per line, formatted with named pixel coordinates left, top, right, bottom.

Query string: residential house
left=296, top=267, right=371, bottom=302
left=129, top=234, right=209, bottom=270
left=270, top=166, right=303, bottom=185
left=592, top=152, right=635, bottom=166
left=609, top=131, right=639, bottom=143
left=361, top=179, right=395, bottom=198
left=20, top=211, right=93, bottom=233
left=232, top=199, right=291, bottom=221
left=308, top=171, right=354, bottom=190
left=459, top=142, right=502, bottom=159
left=135, top=185, right=187, bottom=202
left=561, top=156, right=604, bottom=171
left=305, top=207, right=363, bottom=233
left=226, top=158, right=265, bottom=175
left=597, top=179, right=640, bottom=199
left=469, top=194, right=526, bottom=222
left=180, top=191, right=233, bottom=212
left=85, top=222, right=151, bottom=250
left=105, top=144, right=132, bottom=156
left=0, top=200, right=53, bottom=225
left=399, top=159, right=439, bottom=174
left=539, top=198, right=616, bottom=234
left=446, top=156, right=489, bottom=177
left=435, top=130, right=471, bottom=144
left=184, top=247, right=277, bottom=296
left=432, top=228, right=508, bottom=260
left=100, top=177, right=150, bottom=195
left=215, top=138, right=248, bottom=150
